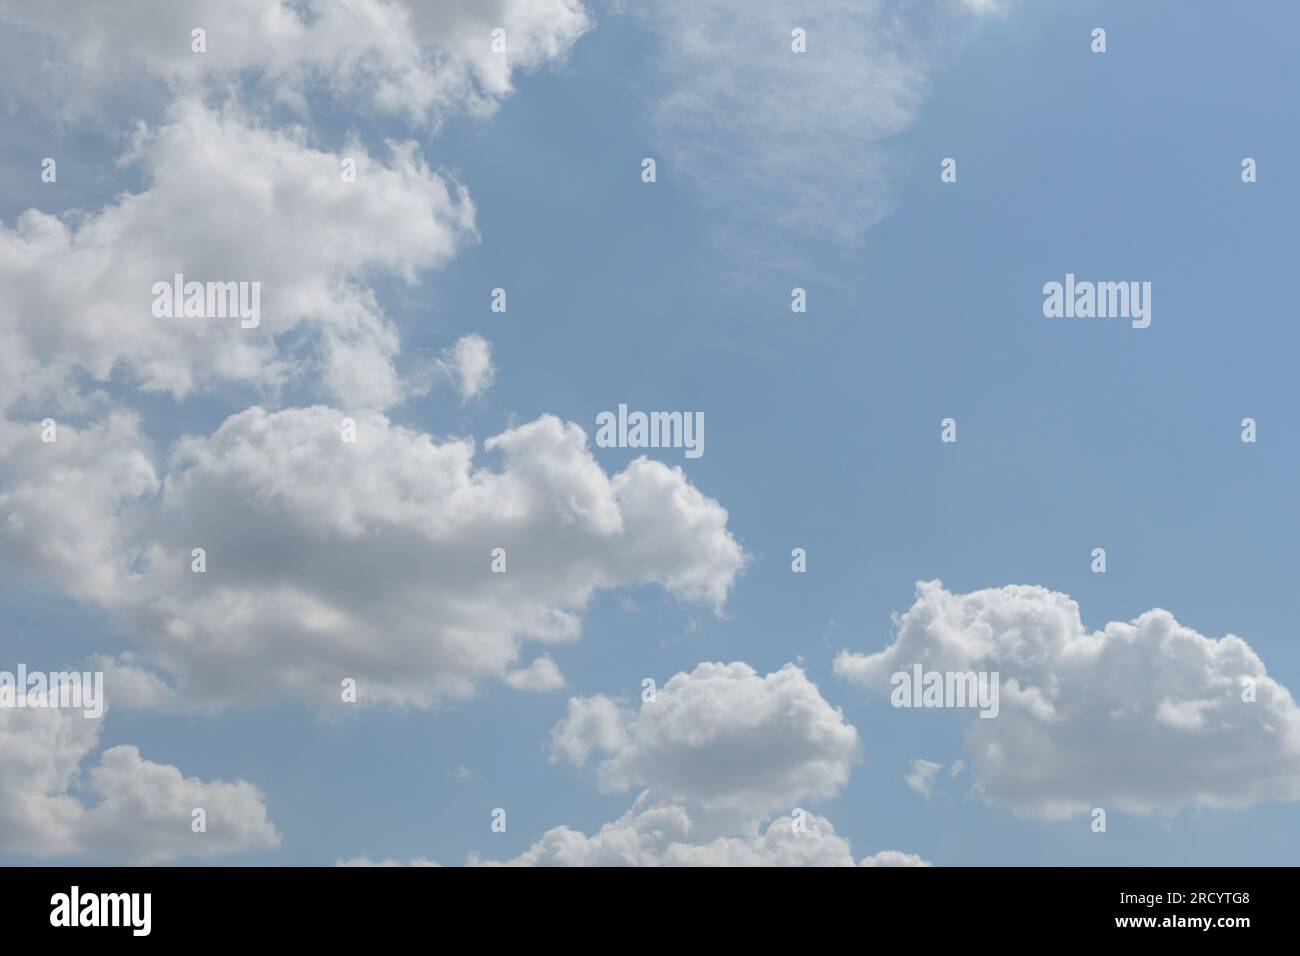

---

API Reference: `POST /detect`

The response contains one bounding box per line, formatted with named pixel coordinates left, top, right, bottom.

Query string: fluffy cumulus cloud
left=835, top=581, right=1300, bottom=820
left=337, top=856, right=440, bottom=867
left=474, top=800, right=926, bottom=867
left=0, top=0, right=591, bottom=122
left=631, top=0, right=997, bottom=246
left=466, top=662, right=927, bottom=866
left=504, top=655, right=566, bottom=692
left=0, top=1, right=593, bottom=413
left=355, top=662, right=928, bottom=866
left=0, top=98, right=475, bottom=413
left=0, top=1, right=631, bottom=713
left=0, top=706, right=277, bottom=863
left=550, top=661, right=860, bottom=814
left=0, top=410, right=745, bottom=710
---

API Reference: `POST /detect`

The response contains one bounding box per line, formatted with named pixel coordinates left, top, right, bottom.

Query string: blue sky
left=1, top=0, right=1298, bottom=866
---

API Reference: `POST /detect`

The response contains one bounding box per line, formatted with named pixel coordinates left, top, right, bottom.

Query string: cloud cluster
left=0, top=705, right=277, bottom=863
left=473, top=661, right=927, bottom=866
left=0, top=99, right=475, bottom=413
left=1, top=410, right=745, bottom=710
left=0, top=0, right=592, bottom=863
left=835, top=581, right=1300, bottom=819
left=0, top=2, right=595, bottom=414
left=337, top=856, right=440, bottom=867
left=0, top=0, right=591, bottom=122
left=341, top=662, right=929, bottom=866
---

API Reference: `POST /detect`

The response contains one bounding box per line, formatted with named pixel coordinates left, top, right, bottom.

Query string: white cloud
left=0, top=410, right=745, bottom=710
left=960, top=0, right=1005, bottom=15
left=548, top=694, right=628, bottom=765
left=0, top=0, right=592, bottom=123
left=439, top=333, right=496, bottom=402
left=0, top=705, right=277, bottom=863
left=468, top=661, right=925, bottom=866
left=905, top=758, right=942, bottom=798
left=504, top=655, right=565, bottom=692
left=398, top=0, right=592, bottom=115
left=549, top=661, right=860, bottom=815
left=835, top=581, right=1300, bottom=820
left=630, top=0, right=996, bottom=247
left=861, top=850, right=931, bottom=868
left=344, top=661, right=925, bottom=866
left=0, top=99, right=475, bottom=413
left=474, top=798, right=926, bottom=867
left=0, top=413, right=158, bottom=608
left=337, top=856, right=440, bottom=867
left=0, top=3, right=590, bottom=416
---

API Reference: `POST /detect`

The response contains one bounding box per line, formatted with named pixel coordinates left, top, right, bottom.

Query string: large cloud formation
left=0, top=705, right=277, bottom=863
left=835, top=581, right=1300, bottom=820
left=0, top=1, right=593, bottom=414
left=0, top=0, right=746, bottom=717
left=0, top=411, right=746, bottom=710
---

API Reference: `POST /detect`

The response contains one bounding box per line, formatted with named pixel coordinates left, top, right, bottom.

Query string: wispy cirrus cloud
left=630, top=0, right=1001, bottom=250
